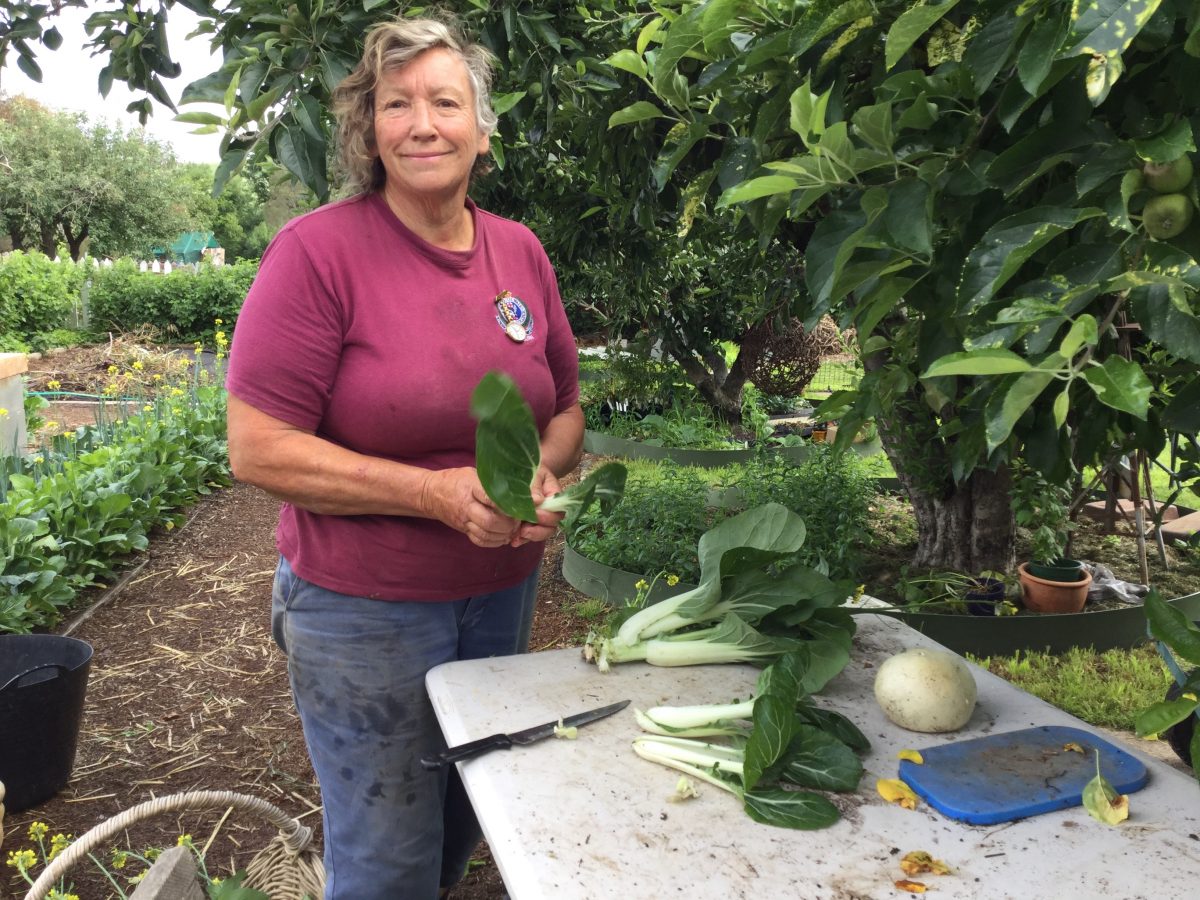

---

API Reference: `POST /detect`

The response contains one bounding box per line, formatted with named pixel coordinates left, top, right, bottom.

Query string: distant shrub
left=87, top=259, right=258, bottom=342
left=0, top=251, right=86, bottom=339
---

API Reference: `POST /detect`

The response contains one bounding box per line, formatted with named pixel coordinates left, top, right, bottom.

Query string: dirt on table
left=1, top=477, right=590, bottom=900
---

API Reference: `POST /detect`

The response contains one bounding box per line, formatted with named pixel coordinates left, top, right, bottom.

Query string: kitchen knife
left=421, top=699, right=630, bottom=770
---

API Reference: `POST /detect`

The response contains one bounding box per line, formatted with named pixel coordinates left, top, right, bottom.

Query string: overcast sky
left=0, top=5, right=225, bottom=164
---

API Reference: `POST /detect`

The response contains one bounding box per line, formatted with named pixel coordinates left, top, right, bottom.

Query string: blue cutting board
left=898, top=725, right=1149, bottom=825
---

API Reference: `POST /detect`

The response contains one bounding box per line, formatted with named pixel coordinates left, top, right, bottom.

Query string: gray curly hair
left=331, top=13, right=497, bottom=195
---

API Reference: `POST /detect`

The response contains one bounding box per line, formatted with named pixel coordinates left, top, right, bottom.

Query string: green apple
left=1143, top=155, right=1194, bottom=193
left=1143, top=193, right=1194, bottom=240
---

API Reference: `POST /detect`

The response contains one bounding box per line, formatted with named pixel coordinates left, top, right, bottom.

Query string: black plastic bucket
left=0, top=634, right=93, bottom=812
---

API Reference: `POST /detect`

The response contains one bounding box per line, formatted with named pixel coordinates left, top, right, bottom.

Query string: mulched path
left=2, top=478, right=588, bottom=899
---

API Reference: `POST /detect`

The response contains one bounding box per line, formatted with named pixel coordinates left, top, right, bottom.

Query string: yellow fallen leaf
left=899, top=850, right=952, bottom=876
left=895, top=879, right=928, bottom=893
left=877, top=778, right=919, bottom=810
left=897, top=749, right=924, bottom=764
left=1082, top=750, right=1131, bottom=825
left=1062, top=742, right=1084, bottom=753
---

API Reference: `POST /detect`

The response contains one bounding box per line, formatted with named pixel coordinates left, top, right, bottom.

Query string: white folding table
left=426, top=614, right=1200, bottom=899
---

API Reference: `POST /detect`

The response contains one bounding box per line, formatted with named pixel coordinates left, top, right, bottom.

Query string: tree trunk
left=61, top=220, right=89, bottom=261
left=39, top=222, right=58, bottom=258
left=665, top=337, right=747, bottom=425
left=877, top=393, right=1016, bottom=574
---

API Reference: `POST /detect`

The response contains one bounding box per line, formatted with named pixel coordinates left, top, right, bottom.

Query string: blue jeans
left=271, top=556, right=538, bottom=900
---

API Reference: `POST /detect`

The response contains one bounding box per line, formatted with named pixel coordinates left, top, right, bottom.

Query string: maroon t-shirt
left=225, top=193, right=579, bottom=600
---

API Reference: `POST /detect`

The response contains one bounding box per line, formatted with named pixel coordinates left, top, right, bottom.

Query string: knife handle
left=420, top=733, right=513, bottom=770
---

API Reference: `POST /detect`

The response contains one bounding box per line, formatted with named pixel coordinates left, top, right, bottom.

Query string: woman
left=224, top=14, right=583, bottom=900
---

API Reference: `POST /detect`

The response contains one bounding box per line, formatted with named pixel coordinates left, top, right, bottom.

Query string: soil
left=2, top=344, right=1195, bottom=898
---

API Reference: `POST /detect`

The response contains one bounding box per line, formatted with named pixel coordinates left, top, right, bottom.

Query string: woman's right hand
left=421, top=467, right=521, bottom=548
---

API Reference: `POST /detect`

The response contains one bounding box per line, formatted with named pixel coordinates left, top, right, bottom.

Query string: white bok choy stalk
left=471, top=370, right=625, bottom=528
left=631, top=653, right=866, bottom=830
left=634, top=699, right=756, bottom=737
left=596, top=613, right=785, bottom=672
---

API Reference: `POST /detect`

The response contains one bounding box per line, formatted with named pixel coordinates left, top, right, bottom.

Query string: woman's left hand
left=511, top=467, right=565, bottom=547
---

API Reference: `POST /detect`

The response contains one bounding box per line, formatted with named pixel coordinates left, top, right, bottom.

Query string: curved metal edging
left=560, top=544, right=697, bottom=607
left=884, top=590, right=1200, bottom=657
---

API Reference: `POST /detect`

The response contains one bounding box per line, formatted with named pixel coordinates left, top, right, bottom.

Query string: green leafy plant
left=570, top=450, right=878, bottom=582
left=0, top=251, right=85, bottom=341
left=1135, top=590, right=1200, bottom=783
left=0, top=381, right=230, bottom=634
left=470, top=370, right=626, bottom=528
left=895, top=568, right=1016, bottom=615
left=1011, top=464, right=1076, bottom=565
left=632, top=651, right=868, bottom=829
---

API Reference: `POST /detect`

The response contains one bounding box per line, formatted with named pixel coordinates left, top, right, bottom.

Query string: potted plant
left=1012, top=468, right=1091, bottom=613
left=897, top=569, right=1017, bottom=617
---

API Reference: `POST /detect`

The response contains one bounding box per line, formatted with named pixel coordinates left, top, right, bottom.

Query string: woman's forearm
left=227, top=393, right=442, bottom=516
left=538, top=403, right=585, bottom=479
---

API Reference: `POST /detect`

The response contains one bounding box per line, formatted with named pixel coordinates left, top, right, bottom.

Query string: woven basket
left=22, top=790, right=324, bottom=900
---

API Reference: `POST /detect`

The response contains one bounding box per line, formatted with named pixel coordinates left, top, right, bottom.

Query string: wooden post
left=129, top=846, right=205, bottom=900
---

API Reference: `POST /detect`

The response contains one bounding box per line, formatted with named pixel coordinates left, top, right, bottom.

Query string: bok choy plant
left=633, top=652, right=868, bottom=829
left=471, top=371, right=626, bottom=528
left=582, top=502, right=856, bottom=681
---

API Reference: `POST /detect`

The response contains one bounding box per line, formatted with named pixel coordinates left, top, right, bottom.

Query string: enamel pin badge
left=494, top=290, right=534, bottom=343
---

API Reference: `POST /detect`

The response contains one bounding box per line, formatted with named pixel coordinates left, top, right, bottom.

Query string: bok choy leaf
left=631, top=652, right=865, bottom=829
left=470, top=370, right=625, bottom=527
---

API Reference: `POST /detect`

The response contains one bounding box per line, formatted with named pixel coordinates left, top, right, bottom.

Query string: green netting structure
left=155, top=231, right=220, bottom=263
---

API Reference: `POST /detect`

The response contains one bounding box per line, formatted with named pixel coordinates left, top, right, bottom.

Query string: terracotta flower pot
left=1017, top=562, right=1092, bottom=614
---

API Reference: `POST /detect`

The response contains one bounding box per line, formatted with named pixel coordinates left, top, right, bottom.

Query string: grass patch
left=968, top=645, right=1172, bottom=730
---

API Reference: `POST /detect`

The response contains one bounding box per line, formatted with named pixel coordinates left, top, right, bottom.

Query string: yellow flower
left=211, top=877, right=223, bottom=886
left=214, top=330, right=226, bottom=343
left=63, top=430, right=76, bottom=439
left=665, top=574, right=680, bottom=586
left=48, top=833, right=71, bottom=861
left=176, top=834, right=193, bottom=848
left=28, top=821, right=49, bottom=842
left=6, top=849, right=37, bottom=873
left=170, top=388, right=185, bottom=398
left=107, top=364, right=118, bottom=375
left=31, top=455, right=44, bottom=464
left=45, top=420, right=59, bottom=430
left=635, top=579, right=649, bottom=591
left=47, top=379, right=61, bottom=390
left=104, top=382, right=120, bottom=396
left=214, top=318, right=223, bottom=325
left=112, top=849, right=129, bottom=869
left=0, top=408, right=8, bottom=418
left=47, top=891, right=80, bottom=900
left=132, top=360, right=144, bottom=371
left=143, top=404, right=154, bottom=412
left=127, top=870, right=148, bottom=884
left=153, top=374, right=163, bottom=381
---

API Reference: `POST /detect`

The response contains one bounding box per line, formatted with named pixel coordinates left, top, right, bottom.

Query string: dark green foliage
left=0, top=251, right=85, bottom=339
left=0, top=384, right=231, bottom=634
left=86, top=260, right=258, bottom=343
left=571, top=449, right=878, bottom=582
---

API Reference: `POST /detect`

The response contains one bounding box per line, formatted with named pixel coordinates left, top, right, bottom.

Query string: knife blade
left=421, top=699, right=630, bottom=770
